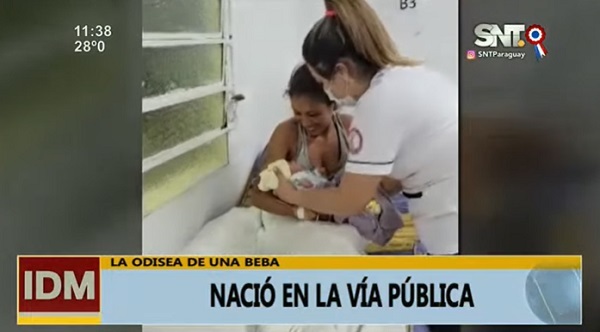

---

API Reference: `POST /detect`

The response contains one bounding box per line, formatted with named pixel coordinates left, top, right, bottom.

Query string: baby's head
left=289, top=169, right=331, bottom=190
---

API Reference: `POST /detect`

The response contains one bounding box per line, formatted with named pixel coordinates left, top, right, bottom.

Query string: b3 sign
left=474, top=24, right=526, bottom=48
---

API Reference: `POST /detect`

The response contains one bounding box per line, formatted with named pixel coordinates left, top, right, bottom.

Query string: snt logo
left=473, top=23, right=548, bottom=61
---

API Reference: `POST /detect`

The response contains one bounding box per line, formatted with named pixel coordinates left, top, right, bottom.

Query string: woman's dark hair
left=302, top=0, right=419, bottom=79
left=286, top=63, right=334, bottom=106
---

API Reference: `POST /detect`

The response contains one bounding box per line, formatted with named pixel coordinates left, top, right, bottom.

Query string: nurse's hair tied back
left=303, top=0, right=419, bottom=79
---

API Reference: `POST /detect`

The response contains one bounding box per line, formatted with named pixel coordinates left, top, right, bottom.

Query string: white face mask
left=325, top=89, right=356, bottom=107
left=324, top=75, right=356, bottom=107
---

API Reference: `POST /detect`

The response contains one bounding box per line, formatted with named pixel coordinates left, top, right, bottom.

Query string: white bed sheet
left=181, top=207, right=368, bottom=255
left=172, top=208, right=408, bottom=332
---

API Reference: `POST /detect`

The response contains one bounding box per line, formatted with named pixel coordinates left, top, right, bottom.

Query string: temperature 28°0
left=74, top=40, right=106, bottom=53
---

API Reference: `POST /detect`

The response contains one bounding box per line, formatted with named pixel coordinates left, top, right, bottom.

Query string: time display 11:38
left=74, top=25, right=111, bottom=53
left=75, top=25, right=112, bottom=38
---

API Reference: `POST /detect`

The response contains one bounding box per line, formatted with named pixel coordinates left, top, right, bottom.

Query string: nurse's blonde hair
left=303, top=0, right=420, bottom=79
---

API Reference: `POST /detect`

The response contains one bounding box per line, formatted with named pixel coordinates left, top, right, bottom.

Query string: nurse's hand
left=273, top=169, right=300, bottom=205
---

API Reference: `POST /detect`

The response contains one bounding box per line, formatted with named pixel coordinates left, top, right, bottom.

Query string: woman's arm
left=275, top=170, right=381, bottom=216
left=247, top=122, right=304, bottom=218
left=247, top=182, right=298, bottom=218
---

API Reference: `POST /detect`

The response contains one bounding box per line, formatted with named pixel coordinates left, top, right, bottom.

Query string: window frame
left=142, top=0, right=234, bottom=174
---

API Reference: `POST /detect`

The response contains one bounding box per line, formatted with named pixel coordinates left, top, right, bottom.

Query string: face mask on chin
left=324, top=73, right=357, bottom=107
left=324, top=88, right=356, bottom=107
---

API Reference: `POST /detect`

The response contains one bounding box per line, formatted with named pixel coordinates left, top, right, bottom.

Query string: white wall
left=370, top=0, right=458, bottom=81
left=143, top=0, right=458, bottom=254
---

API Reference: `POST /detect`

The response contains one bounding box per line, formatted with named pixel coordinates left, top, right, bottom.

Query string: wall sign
left=400, top=0, right=417, bottom=10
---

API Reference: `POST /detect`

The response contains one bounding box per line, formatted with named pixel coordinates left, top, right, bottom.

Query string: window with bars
left=142, top=0, right=233, bottom=216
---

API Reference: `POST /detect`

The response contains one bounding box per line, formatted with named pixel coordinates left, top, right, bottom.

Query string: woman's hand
left=273, top=169, right=300, bottom=205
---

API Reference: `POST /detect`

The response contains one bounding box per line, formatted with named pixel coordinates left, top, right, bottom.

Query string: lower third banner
left=17, top=255, right=582, bottom=325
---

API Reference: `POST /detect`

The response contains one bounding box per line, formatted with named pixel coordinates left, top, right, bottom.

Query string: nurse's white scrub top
left=345, top=65, right=458, bottom=254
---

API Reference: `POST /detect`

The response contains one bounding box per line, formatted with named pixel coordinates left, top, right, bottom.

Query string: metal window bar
left=142, top=32, right=228, bottom=47
left=223, top=0, right=238, bottom=127
left=142, top=126, right=232, bottom=173
left=142, top=83, right=229, bottom=114
left=143, top=32, right=223, bottom=40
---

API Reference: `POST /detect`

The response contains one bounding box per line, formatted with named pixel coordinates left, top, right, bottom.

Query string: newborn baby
left=258, top=136, right=335, bottom=191
left=257, top=159, right=335, bottom=192
left=258, top=158, right=402, bottom=245
left=289, top=135, right=334, bottom=190
left=256, top=137, right=403, bottom=246
left=288, top=163, right=333, bottom=190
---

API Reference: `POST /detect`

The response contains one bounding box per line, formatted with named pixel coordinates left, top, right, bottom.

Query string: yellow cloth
left=257, top=159, right=292, bottom=191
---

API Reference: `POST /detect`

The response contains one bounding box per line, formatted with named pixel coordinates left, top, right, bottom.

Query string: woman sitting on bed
left=243, top=63, right=352, bottom=220
left=183, top=64, right=404, bottom=256
left=242, top=64, right=403, bottom=228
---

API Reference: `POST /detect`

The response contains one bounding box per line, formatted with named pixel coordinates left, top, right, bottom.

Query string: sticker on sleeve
left=347, top=127, right=363, bottom=155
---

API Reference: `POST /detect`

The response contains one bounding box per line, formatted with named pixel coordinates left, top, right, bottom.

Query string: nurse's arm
left=295, top=172, right=381, bottom=216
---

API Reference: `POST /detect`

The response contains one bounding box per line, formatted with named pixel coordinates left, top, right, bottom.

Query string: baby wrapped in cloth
left=258, top=159, right=403, bottom=246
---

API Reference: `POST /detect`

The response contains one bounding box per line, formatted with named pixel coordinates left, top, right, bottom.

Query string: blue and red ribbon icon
left=526, top=25, right=548, bottom=61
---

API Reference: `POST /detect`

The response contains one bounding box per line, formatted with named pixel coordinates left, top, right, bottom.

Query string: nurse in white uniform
left=274, top=0, right=459, bottom=256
